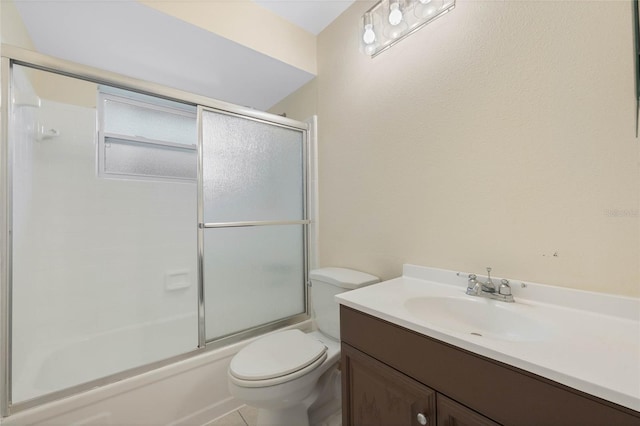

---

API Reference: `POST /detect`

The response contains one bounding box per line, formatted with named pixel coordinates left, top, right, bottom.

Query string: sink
left=403, top=296, right=551, bottom=342
left=336, top=265, right=640, bottom=410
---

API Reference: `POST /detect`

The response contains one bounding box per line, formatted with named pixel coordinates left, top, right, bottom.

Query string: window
left=98, top=87, right=197, bottom=182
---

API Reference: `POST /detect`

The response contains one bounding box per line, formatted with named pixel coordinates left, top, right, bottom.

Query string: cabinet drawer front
left=342, top=343, right=436, bottom=426
left=437, top=394, right=500, bottom=426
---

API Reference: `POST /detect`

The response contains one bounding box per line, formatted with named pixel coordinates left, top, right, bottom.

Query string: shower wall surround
left=11, top=66, right=198, bottom=403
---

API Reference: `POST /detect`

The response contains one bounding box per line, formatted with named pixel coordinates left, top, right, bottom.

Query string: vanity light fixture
left=360, top=0, right=455, bottom=57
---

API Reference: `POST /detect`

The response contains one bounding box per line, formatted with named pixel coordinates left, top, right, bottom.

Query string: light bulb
left=388, top=3, right=403, bottom=26
left=362, top=24, right=376, bottom=45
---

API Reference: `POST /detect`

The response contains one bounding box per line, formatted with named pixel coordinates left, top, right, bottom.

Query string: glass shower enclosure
left=0, top=47, right=312, bottom=415
left=199, top=108, right=308, bottom=342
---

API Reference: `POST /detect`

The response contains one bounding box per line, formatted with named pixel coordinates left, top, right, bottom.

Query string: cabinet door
left=437, top=395, right=501, bottom=426
left=342, top=343, right=436, bottom=426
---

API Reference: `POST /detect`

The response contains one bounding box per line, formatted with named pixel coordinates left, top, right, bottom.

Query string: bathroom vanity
left=336, top=265, right=640, bottom=426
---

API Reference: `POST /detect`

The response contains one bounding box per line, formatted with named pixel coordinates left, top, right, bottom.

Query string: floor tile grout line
left=238, top=410, right=250, bottom=426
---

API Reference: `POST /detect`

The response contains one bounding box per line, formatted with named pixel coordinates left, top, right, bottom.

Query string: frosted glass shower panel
left=10, top=66, right=198, bottom=404
left=201, top=110, right=304, bottom=223
left=203, top=226, right=305, bottom=340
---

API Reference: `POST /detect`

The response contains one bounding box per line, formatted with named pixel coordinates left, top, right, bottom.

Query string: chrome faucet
left=465, top=267, right=514, bottom=303
left=482, top=267, right=495, bottom=292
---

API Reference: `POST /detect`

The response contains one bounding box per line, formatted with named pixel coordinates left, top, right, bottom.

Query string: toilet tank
left=309, top=267, right=379, bottom=340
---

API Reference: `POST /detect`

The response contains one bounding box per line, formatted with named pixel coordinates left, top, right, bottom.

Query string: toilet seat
left=229, top=330, right=328, bottom=388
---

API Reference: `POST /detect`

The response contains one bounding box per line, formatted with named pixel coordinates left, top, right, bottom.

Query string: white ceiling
left=14, top=0, right=354, bottom=111
left=253, top=0, right=355, bottom=35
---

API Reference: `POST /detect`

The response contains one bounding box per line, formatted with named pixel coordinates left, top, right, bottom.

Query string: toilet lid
left=229, top=329, right=327, bottom=381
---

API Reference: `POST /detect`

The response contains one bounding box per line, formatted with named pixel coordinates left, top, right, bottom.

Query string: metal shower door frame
left=196, top=105, right=311, bottom=347
left=0, top=45, right=312, bottom=417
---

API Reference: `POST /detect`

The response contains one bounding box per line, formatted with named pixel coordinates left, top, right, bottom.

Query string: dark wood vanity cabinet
left=340, top=306, right=640, bottom=426
left=436, top=394, right=500, bottom=426
left=343, top=343, right=497, bottom=426
left=342, top=343, right=436, bottom=426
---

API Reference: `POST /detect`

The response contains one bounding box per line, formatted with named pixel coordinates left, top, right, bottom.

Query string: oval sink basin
left=403, top=296, right=551, bottom=342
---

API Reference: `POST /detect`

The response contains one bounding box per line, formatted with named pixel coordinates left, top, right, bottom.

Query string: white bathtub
left=3, top=319, right=313, bottom=426
left=13, top=314, right=199, bottom=403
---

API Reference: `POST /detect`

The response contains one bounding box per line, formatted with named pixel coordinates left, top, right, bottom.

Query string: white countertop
left=336, top=264, right=640, bottom=411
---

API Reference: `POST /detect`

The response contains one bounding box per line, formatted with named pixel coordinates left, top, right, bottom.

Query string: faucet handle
left=466, top=274, right=479, bottom=295
left=499, top=279, right=511, bottom=296
left=467, top=274, right=477, bottom=289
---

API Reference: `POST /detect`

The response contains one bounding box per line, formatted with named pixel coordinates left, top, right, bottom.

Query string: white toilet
left=227, top=267, right=380, bottom=426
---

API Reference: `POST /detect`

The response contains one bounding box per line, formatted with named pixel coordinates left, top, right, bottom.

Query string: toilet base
left=256, top=405, right=310, bottom=426
left=307, top=368, right=341, bottom=426
left=251, top=367, right=341, bottom=426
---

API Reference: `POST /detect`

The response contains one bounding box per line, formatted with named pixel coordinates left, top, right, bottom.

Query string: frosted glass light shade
left=360, top=12, right=380, bottom=55
left=388, top=2, right=403, bottom=25
left=363, top=24, right=376, bottom=44
left=359, top=0, right=456, bottom=57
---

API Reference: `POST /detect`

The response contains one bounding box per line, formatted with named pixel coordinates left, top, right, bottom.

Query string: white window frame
left=97, top=91, right=197, bottom=183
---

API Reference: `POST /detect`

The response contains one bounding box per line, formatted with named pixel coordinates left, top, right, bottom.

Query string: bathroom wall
left=314, top=0, right=639, bottom=296
left=269, top=78, right=318, bottom=122
left=0, top=0, right=34, bottom=50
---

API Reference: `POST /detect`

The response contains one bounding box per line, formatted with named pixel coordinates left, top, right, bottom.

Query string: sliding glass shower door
left=2, top=52, right=314, bottom=415
left=8, top=65, right=199, bottom=405
left=199, top=108, right=309, bottom=341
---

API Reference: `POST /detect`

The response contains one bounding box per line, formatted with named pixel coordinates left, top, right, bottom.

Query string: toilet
left=227, top=267, right=380, bottom=426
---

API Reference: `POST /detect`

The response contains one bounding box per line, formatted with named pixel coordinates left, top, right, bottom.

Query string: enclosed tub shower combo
left=0, top=47, right=319, bottom=423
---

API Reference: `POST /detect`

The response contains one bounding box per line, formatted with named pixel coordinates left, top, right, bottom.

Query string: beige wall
left=315, top=0, right=640, bottom=296
left=268, top=78, right=318, bottom=121
left=0, top=0, right=34, bottom=50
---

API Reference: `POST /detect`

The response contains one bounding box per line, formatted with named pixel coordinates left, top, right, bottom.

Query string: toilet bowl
left=227, top=267, right=379, bottom=426
left=228, top=330, right=340, bottom=425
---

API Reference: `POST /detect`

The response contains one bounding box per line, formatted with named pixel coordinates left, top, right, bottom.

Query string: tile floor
left=209, top=405, right=258, bottom=426
left=209, top=406, right=342, bottom=426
